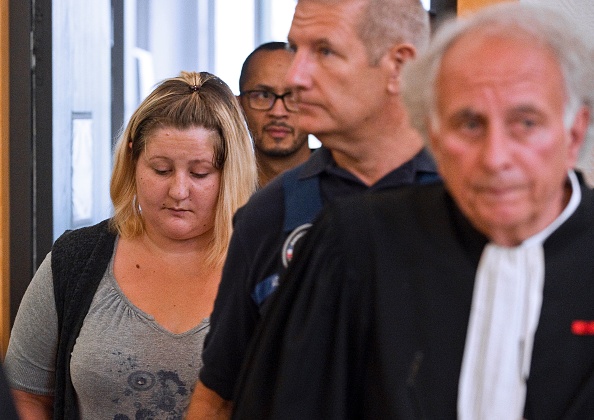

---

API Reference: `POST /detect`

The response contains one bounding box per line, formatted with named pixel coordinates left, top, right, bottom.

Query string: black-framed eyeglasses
left=240, top=90, right=299, bottom=112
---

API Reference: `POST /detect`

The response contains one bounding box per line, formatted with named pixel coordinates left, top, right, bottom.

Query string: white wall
left=214, top=0, right=255, bottom=93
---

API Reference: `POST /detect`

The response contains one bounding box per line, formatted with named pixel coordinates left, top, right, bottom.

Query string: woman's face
left=135, top=125, right=222, bottom=243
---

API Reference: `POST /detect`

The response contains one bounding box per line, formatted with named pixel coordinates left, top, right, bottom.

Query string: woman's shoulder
left=51, top=219, right=118, bottom=306
left=54, top=219, right=114, bottom=247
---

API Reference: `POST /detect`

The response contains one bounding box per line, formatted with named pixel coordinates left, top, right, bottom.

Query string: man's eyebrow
left=287, top=36, right=334, bottom=48
left=249, top=85, right=291, bottom=94
left=250, top=84, right=274, bottom=91
left=448, top=108, right=483, bottom=123
left=508, top=104, right=542, bottom=115
left=312, top=38, right=335, bottom=48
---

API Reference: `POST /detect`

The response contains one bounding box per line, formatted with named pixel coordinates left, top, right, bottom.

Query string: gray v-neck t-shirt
left=5, top=247, right=210, bottom=420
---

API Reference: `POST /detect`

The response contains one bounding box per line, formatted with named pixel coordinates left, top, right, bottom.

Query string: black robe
left=232, top=182, right=594, bottom=419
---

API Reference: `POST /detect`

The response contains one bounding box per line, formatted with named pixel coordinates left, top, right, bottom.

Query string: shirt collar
left=295, top=146, right=438, bottom=188
left=524, top=170, right=581, bottom=246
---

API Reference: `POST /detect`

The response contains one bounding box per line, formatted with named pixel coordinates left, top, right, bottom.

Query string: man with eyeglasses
left=238, top=42, right=311, bottom=187
left=187, top=0, right=438, bottom=418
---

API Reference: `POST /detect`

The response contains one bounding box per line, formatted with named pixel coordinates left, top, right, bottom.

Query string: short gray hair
left=358, top=0, right=430, bottom=64
left=297, top=0, right=430, bottom=65
left=402, top=3, right=594, bottom=168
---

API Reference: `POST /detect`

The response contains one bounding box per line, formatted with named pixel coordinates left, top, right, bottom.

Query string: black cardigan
left=51, top=219, right=117, bottom=420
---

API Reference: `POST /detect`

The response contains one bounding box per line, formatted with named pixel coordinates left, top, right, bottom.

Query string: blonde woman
left=5, top=71, right=257, bottom=420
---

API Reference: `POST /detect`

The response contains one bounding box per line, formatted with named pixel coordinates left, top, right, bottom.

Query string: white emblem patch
left=281, top=223, right=313, bottom=268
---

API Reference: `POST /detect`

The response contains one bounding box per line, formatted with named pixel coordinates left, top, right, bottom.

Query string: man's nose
left=480, top=125, right=513, bottom=170
left=285, top=50, right=312, bottom=91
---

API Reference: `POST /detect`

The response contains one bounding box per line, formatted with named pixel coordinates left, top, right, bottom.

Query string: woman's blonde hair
left=110, top=71, right=257, bottom=267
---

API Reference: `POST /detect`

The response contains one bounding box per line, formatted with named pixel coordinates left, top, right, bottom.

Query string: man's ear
left=567, top=105, right=591, bottom=166
left=385, top=43, right=416, bottom=95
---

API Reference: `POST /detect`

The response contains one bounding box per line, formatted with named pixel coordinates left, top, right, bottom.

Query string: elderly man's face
left=430, top=31, right=587, bottom=246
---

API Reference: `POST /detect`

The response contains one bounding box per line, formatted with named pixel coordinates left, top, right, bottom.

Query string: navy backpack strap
left=282, top=166, right=323, bottom=233
left=415, top=171, right=441, bottom=185
left=251, top=168, right=323, bottom=307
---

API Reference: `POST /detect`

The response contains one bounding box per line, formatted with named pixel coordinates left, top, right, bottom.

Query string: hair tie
left=189, top=85, right=199, bottom=92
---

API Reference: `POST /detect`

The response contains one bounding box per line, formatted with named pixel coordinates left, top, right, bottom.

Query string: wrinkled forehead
left=443, top=26, right=554, bottom=68
left=437, top=29, right=565, bottom=99
left=290, top=0, right=365, bottom=36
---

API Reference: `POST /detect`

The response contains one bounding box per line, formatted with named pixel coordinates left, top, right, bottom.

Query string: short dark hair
left=239, top=42, right=288, bottom=92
